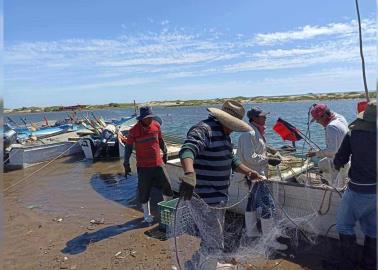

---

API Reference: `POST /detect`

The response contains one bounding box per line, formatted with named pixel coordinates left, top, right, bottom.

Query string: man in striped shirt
left=178, top=100, right=263, bottom=270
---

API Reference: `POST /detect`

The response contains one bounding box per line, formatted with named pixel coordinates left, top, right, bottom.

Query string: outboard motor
left=101, top=125, right=116, bottom=143
left=94, top=124, right=119, bottom=158
left=4, top=127, right=17, bottom=149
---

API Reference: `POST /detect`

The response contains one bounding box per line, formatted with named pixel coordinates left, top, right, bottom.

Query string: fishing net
left=167, top=154, right=332, bottom=270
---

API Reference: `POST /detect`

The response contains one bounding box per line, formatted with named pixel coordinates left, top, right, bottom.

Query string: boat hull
left=6, top=141, right=83, bottom=169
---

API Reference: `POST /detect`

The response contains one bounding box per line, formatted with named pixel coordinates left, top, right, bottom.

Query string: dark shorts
left=137, top=165, right=173, bottom=203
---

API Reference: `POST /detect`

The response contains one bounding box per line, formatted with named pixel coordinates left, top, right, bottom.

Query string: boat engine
left=4, top=128, right=17, bottom=149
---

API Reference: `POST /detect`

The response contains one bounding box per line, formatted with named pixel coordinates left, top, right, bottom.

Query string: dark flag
left=273, top=118, right=303, bottom=142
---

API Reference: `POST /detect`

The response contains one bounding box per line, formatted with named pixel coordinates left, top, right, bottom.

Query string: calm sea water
left=6, top=99, right=361, bottom=149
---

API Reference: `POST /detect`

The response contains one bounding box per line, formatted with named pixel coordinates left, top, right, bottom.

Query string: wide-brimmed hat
left=247, top=107, right=270, bottom=119
left=349, top=100, right=376, bottom=132
left=207, top=100, right=252, bottom=132
left=137, top=106, right=162, bottom=125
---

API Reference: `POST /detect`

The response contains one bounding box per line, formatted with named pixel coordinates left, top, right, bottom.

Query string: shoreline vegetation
left=4, top=91, right=375, bottom=114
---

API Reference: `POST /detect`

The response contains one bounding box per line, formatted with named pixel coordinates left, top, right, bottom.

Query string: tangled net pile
left=168, top=155, right=330, bottom=270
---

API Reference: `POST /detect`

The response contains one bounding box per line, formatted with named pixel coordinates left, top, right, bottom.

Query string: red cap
left=310, top=104, right=328, bottom=122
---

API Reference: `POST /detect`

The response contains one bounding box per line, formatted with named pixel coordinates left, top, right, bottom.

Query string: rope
left=4, top=141, right=80, bottom=194
left=317, top=189, right=332, bottom=216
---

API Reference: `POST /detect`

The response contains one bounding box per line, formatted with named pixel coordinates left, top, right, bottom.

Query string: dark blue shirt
left=334, top=130, right=376, bottom=194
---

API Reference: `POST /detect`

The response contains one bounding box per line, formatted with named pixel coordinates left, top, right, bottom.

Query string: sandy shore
left=3, top=156, right=334, bottom=270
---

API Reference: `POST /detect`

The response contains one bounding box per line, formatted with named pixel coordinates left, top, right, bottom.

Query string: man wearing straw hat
left=325, top=101, right=376, bottom=270
left=122, top=106, right=173, bottom=223
left=178, top=100, right=263, bottom=270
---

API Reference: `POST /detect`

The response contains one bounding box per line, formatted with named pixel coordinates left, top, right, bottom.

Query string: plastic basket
left=158, top=198, right=190, bottom=231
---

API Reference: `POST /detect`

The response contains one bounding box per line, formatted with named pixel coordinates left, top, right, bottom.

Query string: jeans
left=246, top=182, right=275, bottom=219
left=336, top=188, right=376, bottom=238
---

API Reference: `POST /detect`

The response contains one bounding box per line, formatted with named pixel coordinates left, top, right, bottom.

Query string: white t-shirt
left=316, top=112, right=349, bottom=158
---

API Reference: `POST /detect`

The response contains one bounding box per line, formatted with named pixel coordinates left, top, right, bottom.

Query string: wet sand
left=3, top=156, right=334, bottom=269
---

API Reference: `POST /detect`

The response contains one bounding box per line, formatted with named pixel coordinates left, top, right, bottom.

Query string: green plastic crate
left=158, top=198, right=190, bottom=231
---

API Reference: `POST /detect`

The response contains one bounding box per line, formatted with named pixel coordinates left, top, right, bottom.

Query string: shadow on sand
left=61, top=217, right=158, bottom=255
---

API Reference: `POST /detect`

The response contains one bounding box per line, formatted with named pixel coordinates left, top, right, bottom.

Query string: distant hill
left=5, top=91, right=376, bottom=114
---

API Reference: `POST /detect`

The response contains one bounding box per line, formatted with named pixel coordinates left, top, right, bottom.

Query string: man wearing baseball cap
left=236, top=106, right=288, bottom=250
left=307, top=103, right=349, bottom=188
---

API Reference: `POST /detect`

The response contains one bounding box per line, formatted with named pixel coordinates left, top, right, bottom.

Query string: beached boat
left=4, top=131, right=85, bottom=170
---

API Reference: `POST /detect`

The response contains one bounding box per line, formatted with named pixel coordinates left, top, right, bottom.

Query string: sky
left=4, top=0, right=376, bottom=108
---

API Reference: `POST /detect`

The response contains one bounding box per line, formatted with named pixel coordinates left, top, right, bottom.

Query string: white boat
left=4, top=131, right=84, bottom=170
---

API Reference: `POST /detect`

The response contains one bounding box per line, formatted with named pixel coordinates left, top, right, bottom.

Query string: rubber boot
left=260, top=217, right=288, bottom=251
left=142, top=201, right=154, bottom=223
left=361, top=236, right=376, bottom=270
left=322, top=234, right=358, bottom=270
left=245, top=211, right=260, bottom=237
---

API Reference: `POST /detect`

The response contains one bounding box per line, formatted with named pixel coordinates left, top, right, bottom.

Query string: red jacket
left=125, top=121, right=163, bottom=167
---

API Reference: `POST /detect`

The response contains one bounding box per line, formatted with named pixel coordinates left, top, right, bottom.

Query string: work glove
left=268, top=156, right=281, bottom=166
left=179, top=172, right=196, bottom=201
left=124, top=163, right=132, bottom=178
left=163, top=153, right=168, bottom=164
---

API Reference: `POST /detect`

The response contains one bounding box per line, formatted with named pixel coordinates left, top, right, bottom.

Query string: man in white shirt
left=307, top=104, right=349, bottom=188
left=236, top=107, right=287, bottom=250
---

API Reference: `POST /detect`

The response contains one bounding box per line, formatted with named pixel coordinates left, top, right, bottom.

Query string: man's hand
left=246, top=170, right=264, bottom=181
left=179, top=172, right=196, bottom=200
left=124, top=164, right=132, bottom=178
left=118, top=132, right=127, bottom=143
left=306, top=151, right=317, bottom=157
left=163, top=153, right=168, bottom=164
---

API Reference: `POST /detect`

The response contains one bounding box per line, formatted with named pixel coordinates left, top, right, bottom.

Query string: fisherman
left=236, top=107, right=288, bottom=250
left=179, top=100, right=263, bottom=270
left=329, top=101, right=376, bottom=270
left=122, top=106, right=173, bottom=223
left=307, top=103, right=349, bottom=188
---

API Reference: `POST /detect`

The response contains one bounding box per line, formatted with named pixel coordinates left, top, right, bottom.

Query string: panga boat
left=4, top=131, right=84, bottom=170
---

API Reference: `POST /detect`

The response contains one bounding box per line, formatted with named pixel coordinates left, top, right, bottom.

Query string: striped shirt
left=179, top=116, right=241, bottom=205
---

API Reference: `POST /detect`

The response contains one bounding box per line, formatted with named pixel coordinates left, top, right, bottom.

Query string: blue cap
left=247, top=107, right=269, bottom=119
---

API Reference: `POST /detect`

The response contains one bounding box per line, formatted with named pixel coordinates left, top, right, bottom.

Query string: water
left=6, top=99, right=361, bottom=149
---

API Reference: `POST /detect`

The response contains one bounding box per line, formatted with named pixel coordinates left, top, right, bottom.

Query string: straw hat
left=349, top=100, right=376, bottom=132
left=207, top=100, right=252, bottom=132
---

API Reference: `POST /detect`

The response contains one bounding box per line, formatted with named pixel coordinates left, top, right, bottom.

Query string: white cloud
left=253, top=19, right=375, bottom=45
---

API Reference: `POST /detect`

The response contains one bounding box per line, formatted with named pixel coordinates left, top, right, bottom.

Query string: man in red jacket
left=123, top=106, right=173, bottom=223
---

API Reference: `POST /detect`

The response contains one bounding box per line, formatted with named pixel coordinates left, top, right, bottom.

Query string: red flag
left=273, top=118, right=303, bottom=142
left=357, top=100, right=368, bottom=113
